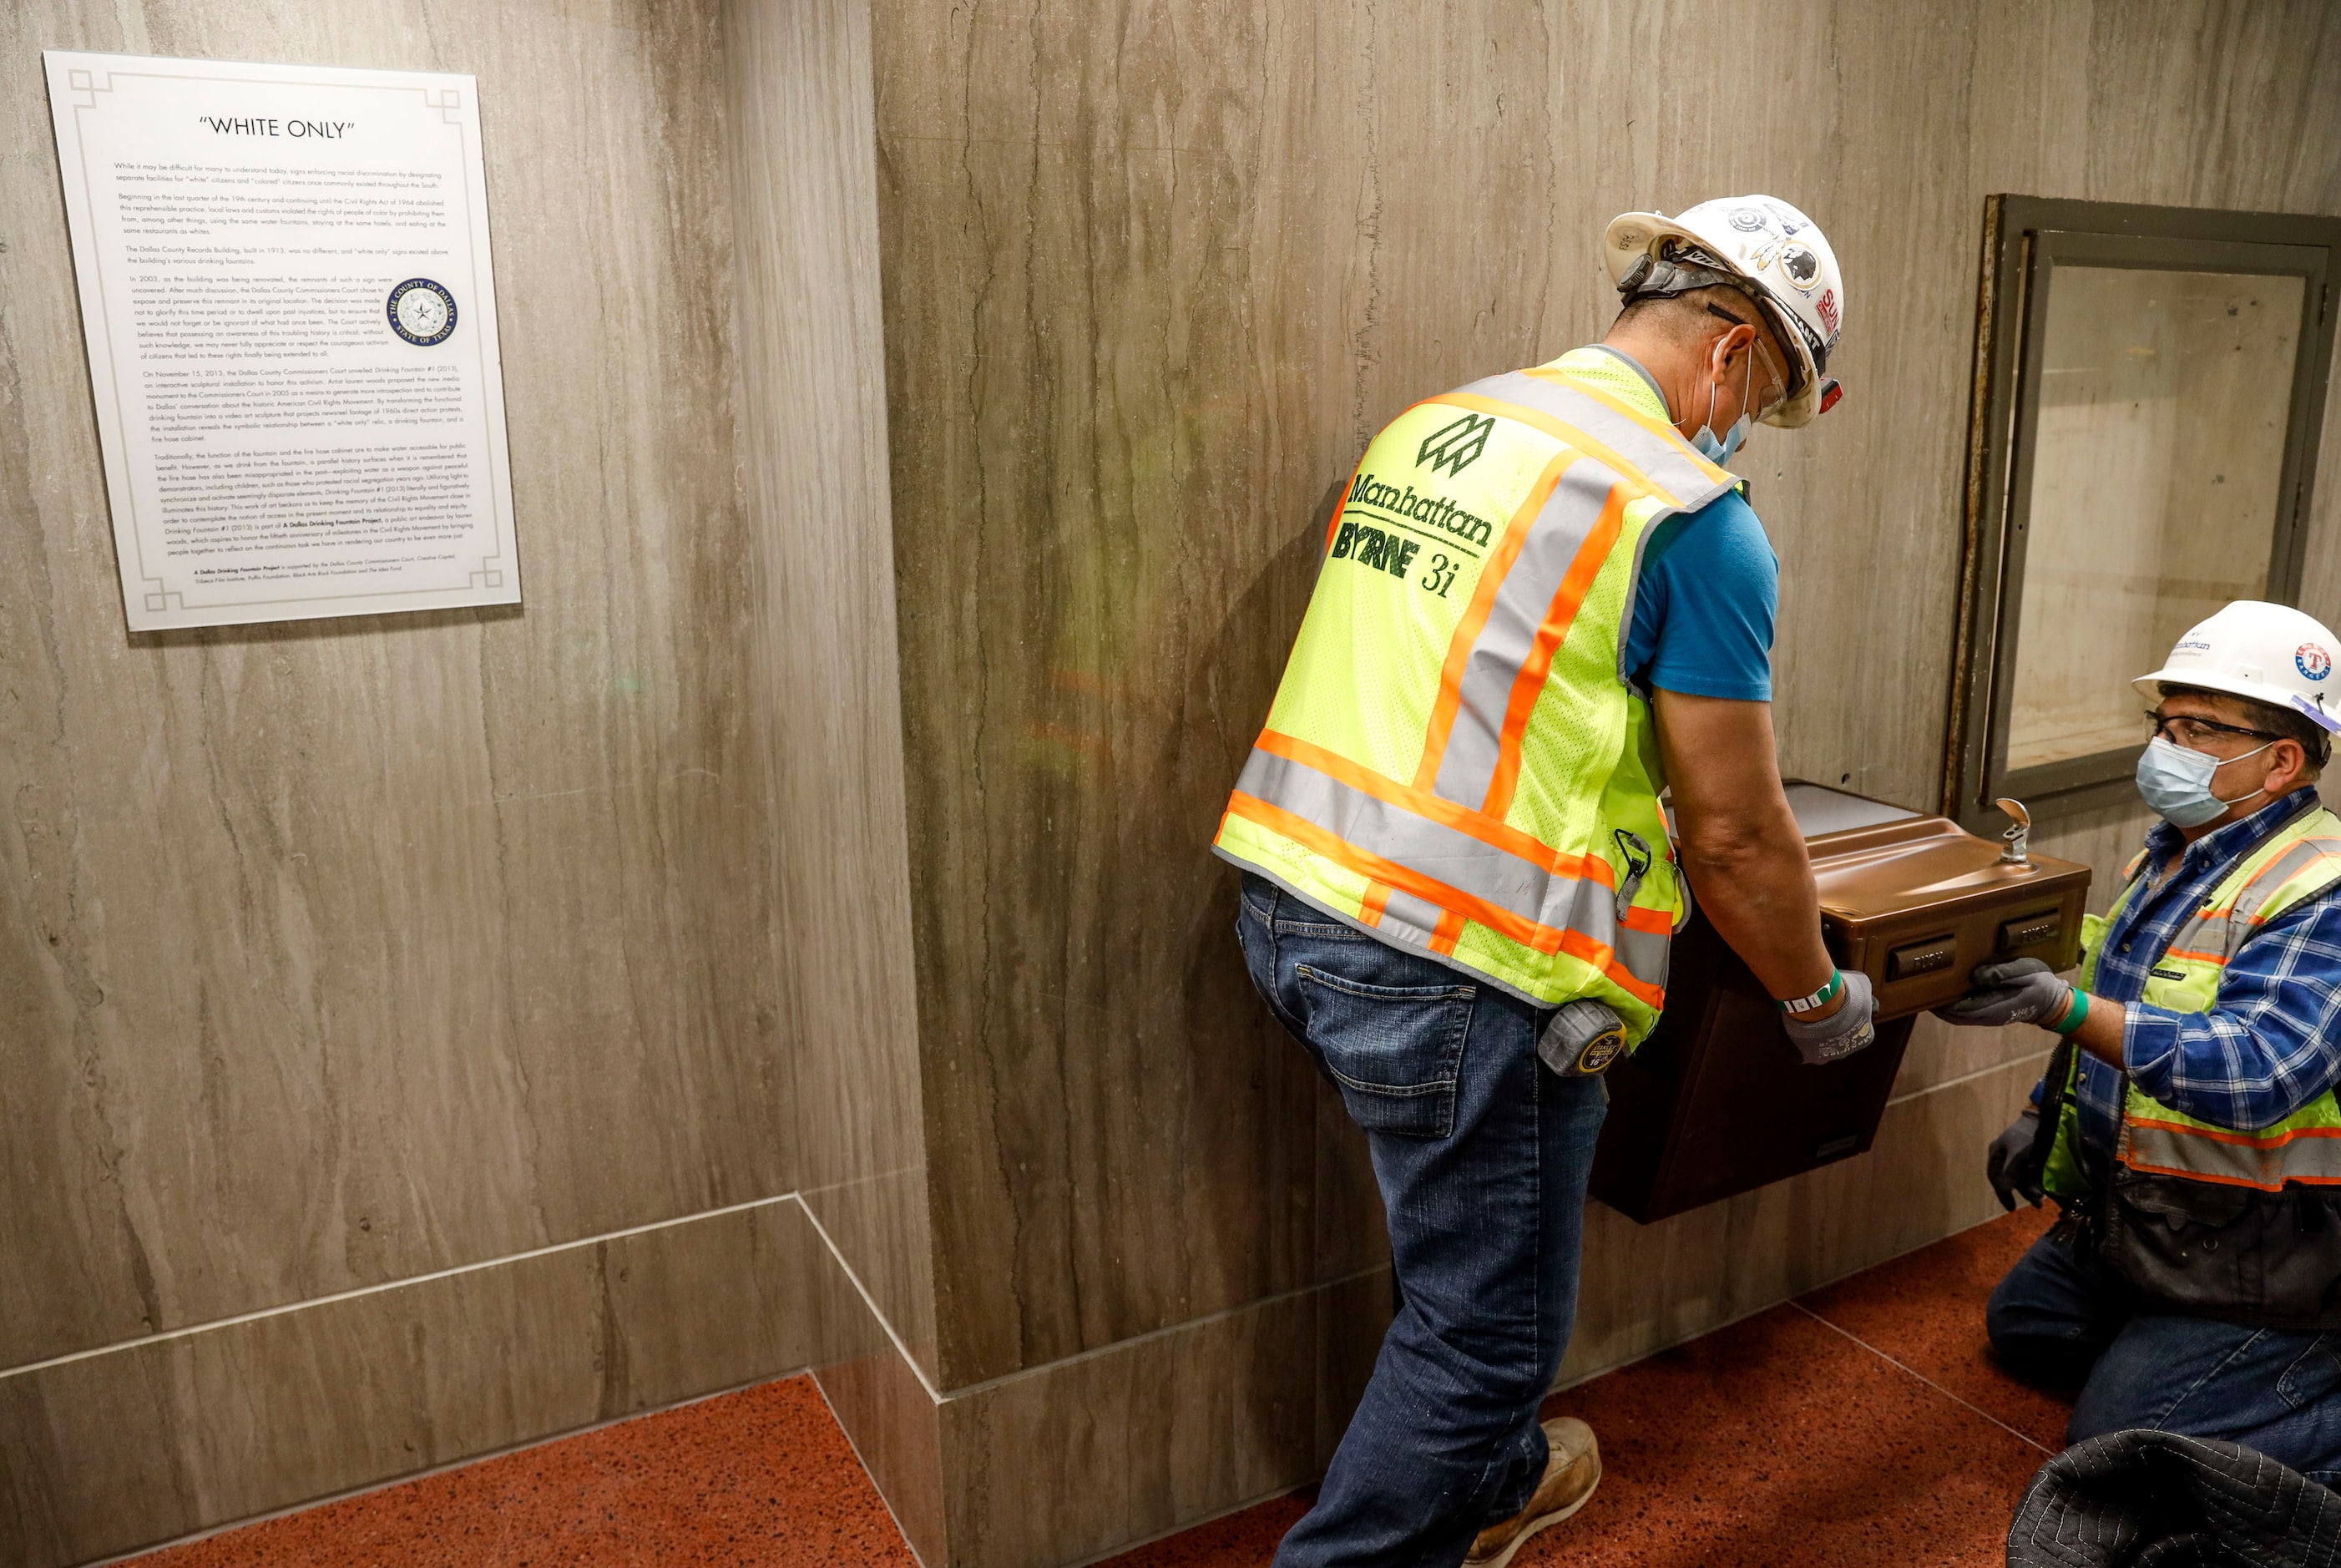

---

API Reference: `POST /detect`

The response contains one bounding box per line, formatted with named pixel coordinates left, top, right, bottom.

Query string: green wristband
left=1779, top=969, right=1844, bottom=1015
left=2051, top=989, right=2089, bottom=1035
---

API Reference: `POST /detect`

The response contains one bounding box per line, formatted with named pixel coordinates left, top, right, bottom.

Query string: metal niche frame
left=1944, top=195, right=2341, bottom=832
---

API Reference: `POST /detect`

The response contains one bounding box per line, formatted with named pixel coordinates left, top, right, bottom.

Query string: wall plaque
left=43, top=51, right=521, bottom=630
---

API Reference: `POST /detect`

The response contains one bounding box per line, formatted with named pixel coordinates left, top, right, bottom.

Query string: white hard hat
left=1602, top=195, right=1844, bottom=428
left=2133, top=600, right=2341, bottom=734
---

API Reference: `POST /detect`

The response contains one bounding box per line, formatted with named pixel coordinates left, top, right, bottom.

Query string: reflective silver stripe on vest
left=1376, top=884, right=1448, bottom=949
left=1616, top=923, right=1669, bottom=994
left=2122, top=1120, right=2341, bottom=1189
left=2232, top=837, right=2341, bottom=925
left=1235, top=744, right=1668, bottom=986
left=1454, top=372, right=1738, bottom=514
left=2164, top=832, right=2341, bottom=961
left=1430, top=458, right=1622, bottom=810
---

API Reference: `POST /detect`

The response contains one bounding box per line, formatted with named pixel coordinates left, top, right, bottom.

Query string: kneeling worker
left=1216, top=195, right=1873, bottom=1566
left=1952, top=601, right=2341, bottom=1482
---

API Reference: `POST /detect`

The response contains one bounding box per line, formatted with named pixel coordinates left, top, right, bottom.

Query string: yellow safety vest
left=1213, top=348, right=1739, bottom=1039
left=2042, top=804, right=2341, bottom=1198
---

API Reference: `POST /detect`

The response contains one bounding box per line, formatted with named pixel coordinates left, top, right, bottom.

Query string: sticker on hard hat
left=2293, top=694, right=2341, bottom=732
left=2298, top=643, right=2333, bottom=680
left=1817, top=288, right=1840, bottom=337
left=1781, top=245, right=1823, bottom=291
left=1728, top=205, right=1770, bottom=233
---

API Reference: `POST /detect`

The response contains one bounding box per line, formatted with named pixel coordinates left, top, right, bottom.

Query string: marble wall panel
left=813, top=1339, right=947, bottom=1567
left=1889, top=1014, right=2055, bottom=1103
left=867, top=0, right=2341, bottom=1395
left=721, top=0, right=940, bottom=1378
left=879, top=112, right=1350, bottom=1386
left=0, top=1198, right=826, bottom=1568
left=935, top=1267, right=1390, bottom=1568
left=0, top=0, right=791, bottom=1377
left=2299, top=346, right=2341, bottom=620
left=806, top=1192, right=949, bottom=1567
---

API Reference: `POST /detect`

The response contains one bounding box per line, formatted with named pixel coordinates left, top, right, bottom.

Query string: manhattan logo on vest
left=1417, top=412, right=1494, bottom=476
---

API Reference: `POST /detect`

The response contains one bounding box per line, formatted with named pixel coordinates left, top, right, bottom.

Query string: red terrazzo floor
left=124, top=1375, right=915, bottom=1568
left=124, top=1209, right=2070, bottom=1568
left=1798, top=1203, right=2072, bottom=1452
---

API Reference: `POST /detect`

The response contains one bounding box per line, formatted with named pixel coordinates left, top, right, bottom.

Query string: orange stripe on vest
left=1223, top=792, right=1663, bottom=1007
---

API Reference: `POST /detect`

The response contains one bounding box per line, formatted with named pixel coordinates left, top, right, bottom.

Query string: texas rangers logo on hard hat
left=2298, top=643, right=2333, bottom=680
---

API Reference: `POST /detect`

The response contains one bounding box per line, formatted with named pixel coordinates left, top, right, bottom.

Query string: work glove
left=1933, top=959, right=2076, bottom=1030
left=1780, top=969, right=1876, bottom=1065
left=1986, top=1105, right=2045, bottom=1211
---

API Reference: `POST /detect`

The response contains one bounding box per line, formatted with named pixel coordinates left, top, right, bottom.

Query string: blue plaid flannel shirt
left=2062, top=787, right=2341, bottom=1150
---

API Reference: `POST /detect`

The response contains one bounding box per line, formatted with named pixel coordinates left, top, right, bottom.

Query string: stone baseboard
left=2, top=1196, right=827, bottom=1568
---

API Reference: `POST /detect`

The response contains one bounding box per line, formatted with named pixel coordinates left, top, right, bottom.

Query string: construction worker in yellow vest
left=1217, top=196, right=1870, bottom=1567
left=1949, top=602, right=2341, bottom=1482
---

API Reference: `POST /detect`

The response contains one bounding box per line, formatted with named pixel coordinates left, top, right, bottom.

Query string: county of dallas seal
left=387, top=277, right=458, bottom=346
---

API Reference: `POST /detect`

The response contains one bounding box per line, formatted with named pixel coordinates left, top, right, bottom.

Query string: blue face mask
left=2135, top=735, right=2273, bottom=827
left=1691, top=412, right=1750, bottom=466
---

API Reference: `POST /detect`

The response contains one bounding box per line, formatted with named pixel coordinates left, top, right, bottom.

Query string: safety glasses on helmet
left=2145, top=711, right=2283, bottom=751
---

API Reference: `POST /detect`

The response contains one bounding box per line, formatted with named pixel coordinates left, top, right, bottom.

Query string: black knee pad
left=1988, top=1329, right=2097, bottom=1392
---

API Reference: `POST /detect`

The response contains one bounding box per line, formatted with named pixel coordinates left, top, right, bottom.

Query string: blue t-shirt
left=1621, top=488, right=1779, bottom=701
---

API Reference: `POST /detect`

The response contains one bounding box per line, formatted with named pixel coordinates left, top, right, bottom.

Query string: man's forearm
left=1651, top=688, right=1838, bottom=1007
left=2065, top=991, right=2127, bottom=1066
left=1681, top=828, right=1835, bottom=1002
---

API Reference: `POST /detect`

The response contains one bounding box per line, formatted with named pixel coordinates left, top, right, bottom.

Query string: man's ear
left=1712, top=321, right=1753, bottom=377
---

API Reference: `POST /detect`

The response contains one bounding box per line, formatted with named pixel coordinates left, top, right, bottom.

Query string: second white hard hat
left=1602, top=195, right=1844, bottom=428
left=2133, top=600, right=2341, bottom=734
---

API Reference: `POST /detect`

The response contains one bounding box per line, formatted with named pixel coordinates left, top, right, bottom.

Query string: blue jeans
left=1987, top=1227, right=2341, bottom=1483
left=1236, top=873, right=1607, bottom=1568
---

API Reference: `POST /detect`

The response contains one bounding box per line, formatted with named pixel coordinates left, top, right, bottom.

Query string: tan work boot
left=1464, top=1417, right=1601, bottom=1567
